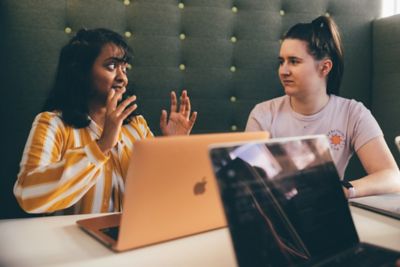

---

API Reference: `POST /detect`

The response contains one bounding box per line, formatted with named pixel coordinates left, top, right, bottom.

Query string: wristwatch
left=341, top=180, right=356, bottom=198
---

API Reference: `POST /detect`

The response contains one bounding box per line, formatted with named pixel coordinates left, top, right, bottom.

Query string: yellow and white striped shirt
left=14, top=111, right=153, bottom=214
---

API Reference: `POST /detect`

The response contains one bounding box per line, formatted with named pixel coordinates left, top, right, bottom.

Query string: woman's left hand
left=160, top=90, right=197, bottom=136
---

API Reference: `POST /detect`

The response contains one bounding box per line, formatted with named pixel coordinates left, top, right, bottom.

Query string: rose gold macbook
left=76, top=131, right=269, bottom=252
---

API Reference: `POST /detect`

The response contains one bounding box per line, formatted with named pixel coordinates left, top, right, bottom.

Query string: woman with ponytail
left=246, top=16, right=400, bottom=198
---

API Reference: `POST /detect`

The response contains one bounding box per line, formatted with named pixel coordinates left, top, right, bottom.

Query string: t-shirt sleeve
left=245, top=102, right=272, bottom=132
left=350, top=102, right=383, bottom=152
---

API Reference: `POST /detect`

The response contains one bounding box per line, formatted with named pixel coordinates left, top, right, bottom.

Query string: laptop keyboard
left=319, top=245, right=400, bottom=267
left=100, top=226, right=120, bottom=241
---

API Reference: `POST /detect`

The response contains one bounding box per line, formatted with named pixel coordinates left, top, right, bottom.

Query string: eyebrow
left=104, top=56, right=128, bottom=63
left=278, top=56, right=302, bottom=61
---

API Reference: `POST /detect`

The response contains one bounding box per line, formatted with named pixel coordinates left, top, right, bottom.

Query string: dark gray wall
left=0, top=0, right=381, bottom=218
left=372, top=14, right=400, bottom=166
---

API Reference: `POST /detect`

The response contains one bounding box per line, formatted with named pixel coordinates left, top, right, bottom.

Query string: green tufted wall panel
left=372, top=14, right=400, bottom=166
left=0, top=0, right=381, bottom=218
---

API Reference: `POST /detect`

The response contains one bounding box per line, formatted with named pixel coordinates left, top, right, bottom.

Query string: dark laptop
left=209, top=135, right=400, bottom=267
left=350, top=193, right=400, bottom=220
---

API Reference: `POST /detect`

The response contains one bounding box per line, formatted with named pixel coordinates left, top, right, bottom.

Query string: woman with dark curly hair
left=14, top=28, right=197, bottom=214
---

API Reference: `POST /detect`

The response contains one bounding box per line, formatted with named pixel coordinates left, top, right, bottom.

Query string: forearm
left=350, top=168, right=400, bottom=198
left=14, top=141, right=109, bottom=213
left=348, top=136, right=400, bottom=198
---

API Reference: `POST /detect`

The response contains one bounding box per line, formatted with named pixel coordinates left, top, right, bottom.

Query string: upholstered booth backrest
left=0, top=0, right=381, bottom=218
left=372, top=14, right=400, bottom=165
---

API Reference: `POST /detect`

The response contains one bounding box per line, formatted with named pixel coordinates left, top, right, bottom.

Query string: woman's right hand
left=97, top=88, right=137, bottom=155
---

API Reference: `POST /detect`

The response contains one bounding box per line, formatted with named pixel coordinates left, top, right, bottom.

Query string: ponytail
left=283, top=16, right=344, bottom=95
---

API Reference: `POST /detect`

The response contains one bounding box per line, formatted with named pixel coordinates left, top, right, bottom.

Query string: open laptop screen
left=210, top=136, right=359, bottom=267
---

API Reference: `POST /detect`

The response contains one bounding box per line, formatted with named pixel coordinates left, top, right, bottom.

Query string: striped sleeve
left=123, top=115, right=154, bottom=145
left=14, top=112, right=109, bottom=214
left=136, top=115, right=154, bottom=138
left=115, top=115, right=154, bottom=190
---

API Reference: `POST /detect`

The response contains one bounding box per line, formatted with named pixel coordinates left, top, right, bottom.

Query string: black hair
left=42, top=28, right=134, bottom=128
left=283, top=16, right=344, bottom=95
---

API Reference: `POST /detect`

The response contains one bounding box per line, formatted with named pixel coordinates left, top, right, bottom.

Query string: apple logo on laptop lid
left=193, top=177, right=207, bottom=195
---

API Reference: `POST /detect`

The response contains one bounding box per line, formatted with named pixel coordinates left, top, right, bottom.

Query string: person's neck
left=290, top=93, right=330, bottom=116
left=88, top=102, right=106, bottom=129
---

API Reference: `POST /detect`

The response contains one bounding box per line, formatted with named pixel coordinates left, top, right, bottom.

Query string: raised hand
left=97, top=88, right=137, bottom=154
left=160, top=90, right=197, bottom=136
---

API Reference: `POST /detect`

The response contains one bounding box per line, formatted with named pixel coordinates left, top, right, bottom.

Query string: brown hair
left=283, top=16, right=344, bottom=95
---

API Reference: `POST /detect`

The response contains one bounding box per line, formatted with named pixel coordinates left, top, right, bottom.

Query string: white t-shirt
left=246, top=95, right=383, bottom=178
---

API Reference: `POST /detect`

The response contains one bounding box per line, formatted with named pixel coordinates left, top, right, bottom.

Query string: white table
left=0, top=207, right=399, bottom=267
